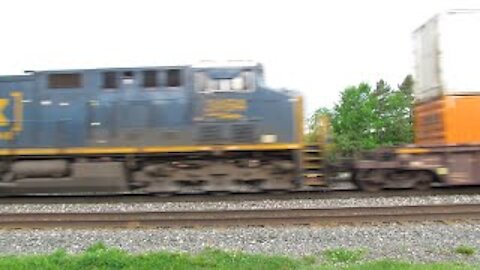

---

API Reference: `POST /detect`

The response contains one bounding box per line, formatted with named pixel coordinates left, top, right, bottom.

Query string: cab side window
left=49, top=73, right=82, bottom=89
left=143, top=70, right=157, bottom=88
left=166, top=69, right=182, bottom=87
left=103, top=72, right=117, bottom=89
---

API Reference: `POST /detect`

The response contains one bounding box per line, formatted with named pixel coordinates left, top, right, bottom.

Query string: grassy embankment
left=0, top=243, right=477, bottom=270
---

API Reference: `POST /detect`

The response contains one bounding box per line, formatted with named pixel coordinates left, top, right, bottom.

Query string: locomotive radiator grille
left=231, top=124, right=256, bottom=143
left=198, top=125, right=223, bottom=143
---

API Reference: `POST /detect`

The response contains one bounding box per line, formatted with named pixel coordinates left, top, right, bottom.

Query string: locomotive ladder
left=302, top=144, right=327, bottom=186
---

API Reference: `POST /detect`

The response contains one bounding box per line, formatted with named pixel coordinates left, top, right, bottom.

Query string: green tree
left=305, top=107, right=332, bottom=144
left=398, top=74, right=415, bottom=140
left=330, top=83, right=379, bottom=155
left=398, top=74, right=414, bottom=96
left=373, top=77, right=414, bottom=145
left=321, top=76, right=414, bottom=156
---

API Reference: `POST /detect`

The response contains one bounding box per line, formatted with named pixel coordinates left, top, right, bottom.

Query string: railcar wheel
left=356, top=180, right=383, bottom=192
left=353, top=169, right=384, bottom=192
left=413, top=171, right=433, bottom=190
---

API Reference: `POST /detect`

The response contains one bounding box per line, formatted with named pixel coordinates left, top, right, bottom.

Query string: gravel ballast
left=1, top=194, right=479, bottom=263
left=0, top=222, right=479, bottom=263
left=0, top=194, right=479, bottom=213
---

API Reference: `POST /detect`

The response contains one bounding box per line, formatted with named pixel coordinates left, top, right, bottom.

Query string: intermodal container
left=413, top=10, right=480, bottom=103
left=414, top=96, right=480, bottom=145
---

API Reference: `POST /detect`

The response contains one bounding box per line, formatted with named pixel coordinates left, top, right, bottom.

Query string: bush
left=455, top=245, right=476, bottom=256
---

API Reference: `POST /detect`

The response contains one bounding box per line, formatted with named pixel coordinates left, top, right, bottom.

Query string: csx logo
left=204, top=99, right=247, bottom=120
left=0, top=92, right=23, bottom=140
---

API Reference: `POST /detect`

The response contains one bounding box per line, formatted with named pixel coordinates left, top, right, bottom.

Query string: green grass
left=0, top=244, right=477, bottom=270
left=322, top=248, right=366, bottom=263
left=455, top=245, right=476, bottom=256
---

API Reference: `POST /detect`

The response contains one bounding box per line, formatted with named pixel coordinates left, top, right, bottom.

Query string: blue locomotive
left=0, top=62, right=306, bottom=194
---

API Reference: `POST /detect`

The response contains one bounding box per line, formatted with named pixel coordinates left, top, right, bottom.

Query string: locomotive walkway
left=0, top=204, right=479, bottom=229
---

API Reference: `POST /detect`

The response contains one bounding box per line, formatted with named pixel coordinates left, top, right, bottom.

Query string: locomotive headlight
left=261, top=134, right=277, bottom=143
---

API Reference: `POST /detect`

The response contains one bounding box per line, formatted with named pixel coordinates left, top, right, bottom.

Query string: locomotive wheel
left=413, top=171, right=433, bottom=190
left=354, top=169, right=384, bottom=192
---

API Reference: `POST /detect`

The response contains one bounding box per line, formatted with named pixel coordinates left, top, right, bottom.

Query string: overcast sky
left=0, top=0, right=478, bottom=115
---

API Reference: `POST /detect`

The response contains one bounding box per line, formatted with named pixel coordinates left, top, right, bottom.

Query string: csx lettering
left=204, top=99, right=247, bottom=120
left=0, top=92, right=23, bottom=140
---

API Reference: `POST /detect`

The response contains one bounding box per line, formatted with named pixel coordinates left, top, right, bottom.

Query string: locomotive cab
left=190, top=62, right=301, bottom=146
left=193, top=66, right=258, bottom=125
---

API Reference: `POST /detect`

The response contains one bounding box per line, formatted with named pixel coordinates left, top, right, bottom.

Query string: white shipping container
left=413, top=10, right=480, bottom=103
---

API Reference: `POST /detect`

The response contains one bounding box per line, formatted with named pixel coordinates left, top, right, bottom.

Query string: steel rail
left=0, top=204, right=479, bottom=229
left=1, top=186, right=480, bottom=205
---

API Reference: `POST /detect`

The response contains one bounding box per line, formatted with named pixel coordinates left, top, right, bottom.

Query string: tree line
left=306, top=75, right=414, bottom=156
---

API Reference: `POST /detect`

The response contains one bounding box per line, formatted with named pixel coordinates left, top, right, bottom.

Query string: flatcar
left=0, top=62, right=310, bottom=194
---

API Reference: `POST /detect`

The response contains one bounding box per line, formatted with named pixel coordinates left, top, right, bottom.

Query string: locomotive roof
left=25, top=61, right=262, bottom=74
left=0, top=63, right=264, bottom=81
left=29, top=64, right=191, bottom=74
left=192, top=60, right=262, bottom=69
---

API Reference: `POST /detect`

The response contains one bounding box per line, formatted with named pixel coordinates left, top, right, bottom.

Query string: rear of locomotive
left=0, top=62, right=304, bottom=195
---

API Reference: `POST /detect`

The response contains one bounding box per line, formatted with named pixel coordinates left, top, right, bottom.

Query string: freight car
left=351, top=10, right=480, bottom=191
left=0, top=62, right=314, bottom=194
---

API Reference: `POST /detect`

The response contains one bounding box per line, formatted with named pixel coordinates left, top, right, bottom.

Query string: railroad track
left=1, top=186, right=480, bottom=204
left=1, top=204, right=479, bottom=229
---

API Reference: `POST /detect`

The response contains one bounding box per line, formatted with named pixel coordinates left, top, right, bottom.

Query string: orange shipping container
left=414, top=96, right=480, bottom=145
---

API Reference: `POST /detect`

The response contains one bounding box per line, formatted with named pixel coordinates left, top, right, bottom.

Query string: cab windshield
left=195, top=69, right=255, bottom=92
